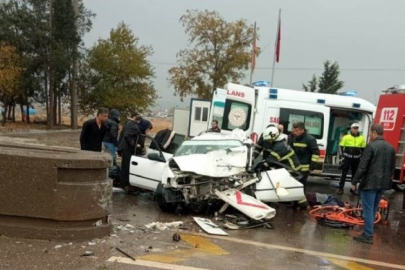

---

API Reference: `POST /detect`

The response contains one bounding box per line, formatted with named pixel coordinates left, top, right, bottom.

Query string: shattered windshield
left=174, top=140, right=243, bottom=157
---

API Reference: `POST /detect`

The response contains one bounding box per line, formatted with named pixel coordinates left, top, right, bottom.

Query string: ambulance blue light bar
left=253, top=81, right=270, bottom=87
left=317, top=99, right=326, bottom=104
left=269, top=88, right=278, bottom=99
left=339, top=91, right=358, bottom=97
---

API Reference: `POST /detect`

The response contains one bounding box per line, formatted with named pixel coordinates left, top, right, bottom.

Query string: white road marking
left=107, top=256, right=211, bottom=270
left=186, top=232, right=405, bottom=270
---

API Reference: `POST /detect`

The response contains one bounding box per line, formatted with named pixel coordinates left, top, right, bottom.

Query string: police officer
left=337, top=123, right=366, bottom=195
left=253, top=125, right=301, bottom=171
left=290, top=122, right=320, bottom=190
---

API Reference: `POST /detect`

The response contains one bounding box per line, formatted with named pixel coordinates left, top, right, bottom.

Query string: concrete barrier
left=0, top=142, right=112, bottom=240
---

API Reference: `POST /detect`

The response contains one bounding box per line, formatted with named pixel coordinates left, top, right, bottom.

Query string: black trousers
left=299, top=171, right=309, bottom=192
left=339, top=158, right=360, bottom=189
left=120, top=147, right=133, bottom=188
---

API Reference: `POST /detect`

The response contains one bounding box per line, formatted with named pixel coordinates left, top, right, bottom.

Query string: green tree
left=0, top=0, right=94, bottom=126
left=79, top=22, right=157, bottom=116
left=0, top=43, right=22, bottom=126
left=303, top=74, right=317, bottom=92
left=318, top=61, right=344, bottom=94
left=303, top=60, right=344, bottom=94
left=169, top=10, right=258, bottom=100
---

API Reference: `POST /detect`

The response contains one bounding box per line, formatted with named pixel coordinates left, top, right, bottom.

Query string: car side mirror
left=147, top=153, right=165, bottom=163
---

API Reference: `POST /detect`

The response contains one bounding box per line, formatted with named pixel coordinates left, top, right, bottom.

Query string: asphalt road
left=0, top=179, right=404, bottom=270
left=1, top=131, right=405, bottom=270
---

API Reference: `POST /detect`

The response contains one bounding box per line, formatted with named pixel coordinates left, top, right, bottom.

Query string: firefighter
left=290, top=122, right=320, bottom=190
left=337, top=123, right=366, bottom=195
left=253, top=125, right=301, bottom=172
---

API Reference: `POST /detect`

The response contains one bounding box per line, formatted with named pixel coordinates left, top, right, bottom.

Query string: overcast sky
left=83, top=0, right=405, bottom=110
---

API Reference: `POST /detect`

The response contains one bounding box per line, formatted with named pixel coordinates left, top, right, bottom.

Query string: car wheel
left=393, top=182, right=405, bottom=192
left=155, top=183, right=179, bottom=212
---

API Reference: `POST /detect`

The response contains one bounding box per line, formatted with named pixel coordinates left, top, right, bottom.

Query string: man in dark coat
left=207, top=120, right=221, bottom=133
left=103, top=109, right=120, bottom=165
left=80, top=108, right=109, bottom=152
left=117, top=114, right=143, bottom=192
left=290, top=122, right=320, bottom=190
left=351, top=123, right=396, bottom=244
left=138, top=118, right=153, bottom=135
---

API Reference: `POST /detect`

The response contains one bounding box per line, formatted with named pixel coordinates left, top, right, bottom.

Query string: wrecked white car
left=129, top=130, right=305, bottom=221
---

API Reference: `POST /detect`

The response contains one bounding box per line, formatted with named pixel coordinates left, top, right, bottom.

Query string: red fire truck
left=374, top=85, right=405, bottom=191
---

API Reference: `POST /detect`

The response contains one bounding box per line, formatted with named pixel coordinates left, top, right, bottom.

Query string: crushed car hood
left=172, top=146, right=248, bottom=177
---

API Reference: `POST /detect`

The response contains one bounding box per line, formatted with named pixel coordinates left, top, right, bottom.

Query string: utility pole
left=71, top=0, right=79, bottom=129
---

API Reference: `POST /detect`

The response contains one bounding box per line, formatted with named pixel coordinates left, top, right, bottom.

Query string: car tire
left=393, top=182, right=405, bottom=192
left=156, top=183, right=179, bottom=212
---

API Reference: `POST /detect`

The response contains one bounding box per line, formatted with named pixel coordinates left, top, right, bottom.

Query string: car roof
left=190, top=132, right=243, bottom=141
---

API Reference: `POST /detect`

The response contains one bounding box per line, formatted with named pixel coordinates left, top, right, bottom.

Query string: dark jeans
left=103, top=142, right=117, bottom=164
left=339, top=158, right=360, bottom=189
left=361, top=190, right=384, bottom=238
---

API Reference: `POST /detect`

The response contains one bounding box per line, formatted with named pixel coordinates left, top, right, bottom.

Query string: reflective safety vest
left=339, top=133, right=366, bottom=159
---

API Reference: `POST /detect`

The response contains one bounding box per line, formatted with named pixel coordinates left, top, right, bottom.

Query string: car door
left=129, top=134, right=185, bottom=191
left=129, top=135, right=169, bottom=191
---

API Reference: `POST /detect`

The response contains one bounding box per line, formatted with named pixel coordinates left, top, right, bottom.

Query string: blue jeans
left=103, top=142, right=117, bottom=163
left=361, top=189, right=384, bottom=238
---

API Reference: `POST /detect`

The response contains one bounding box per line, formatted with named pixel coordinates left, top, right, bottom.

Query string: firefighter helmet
left=263, top=126, right=281, bottom=141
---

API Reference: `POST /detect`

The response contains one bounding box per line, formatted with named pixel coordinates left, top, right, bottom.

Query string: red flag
left=275, top=15, right=281, bottom=63
left=251, top=23, right=257, bottom=71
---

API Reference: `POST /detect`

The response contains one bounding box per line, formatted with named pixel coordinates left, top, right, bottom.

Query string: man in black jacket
left=351, top=123, right=396, bottom=244
left=207, top=120, right=221, bottom=133
left=103, top=109, right=120, bottom=165
left=290, top=122, right=320, bottom=190
left=117, top=113, right=143, bottom=192
left=80, top=108, right=109, bottom=152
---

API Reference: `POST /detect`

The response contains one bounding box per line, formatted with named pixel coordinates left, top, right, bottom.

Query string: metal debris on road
left=116, top=247, right=136, bottom=261
left=172, top=233, right=181, bottom=242
left=144, top=221, right=183, bottom=230
left=193, top=217, right=228, bottom=236
left=80, top=251, right=94, bottom=257
left=94, top=220, right=103, bottom=227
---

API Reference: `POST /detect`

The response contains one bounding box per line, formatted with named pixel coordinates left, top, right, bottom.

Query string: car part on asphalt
left=172, top=233, right=181, bottom=242
left=116, top=247, right=136, bottom=261
left=193, top=217, right=228, bottom=236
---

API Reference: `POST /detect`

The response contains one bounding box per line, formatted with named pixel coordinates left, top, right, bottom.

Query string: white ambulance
left=206, top=82, right=376, bottom=178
